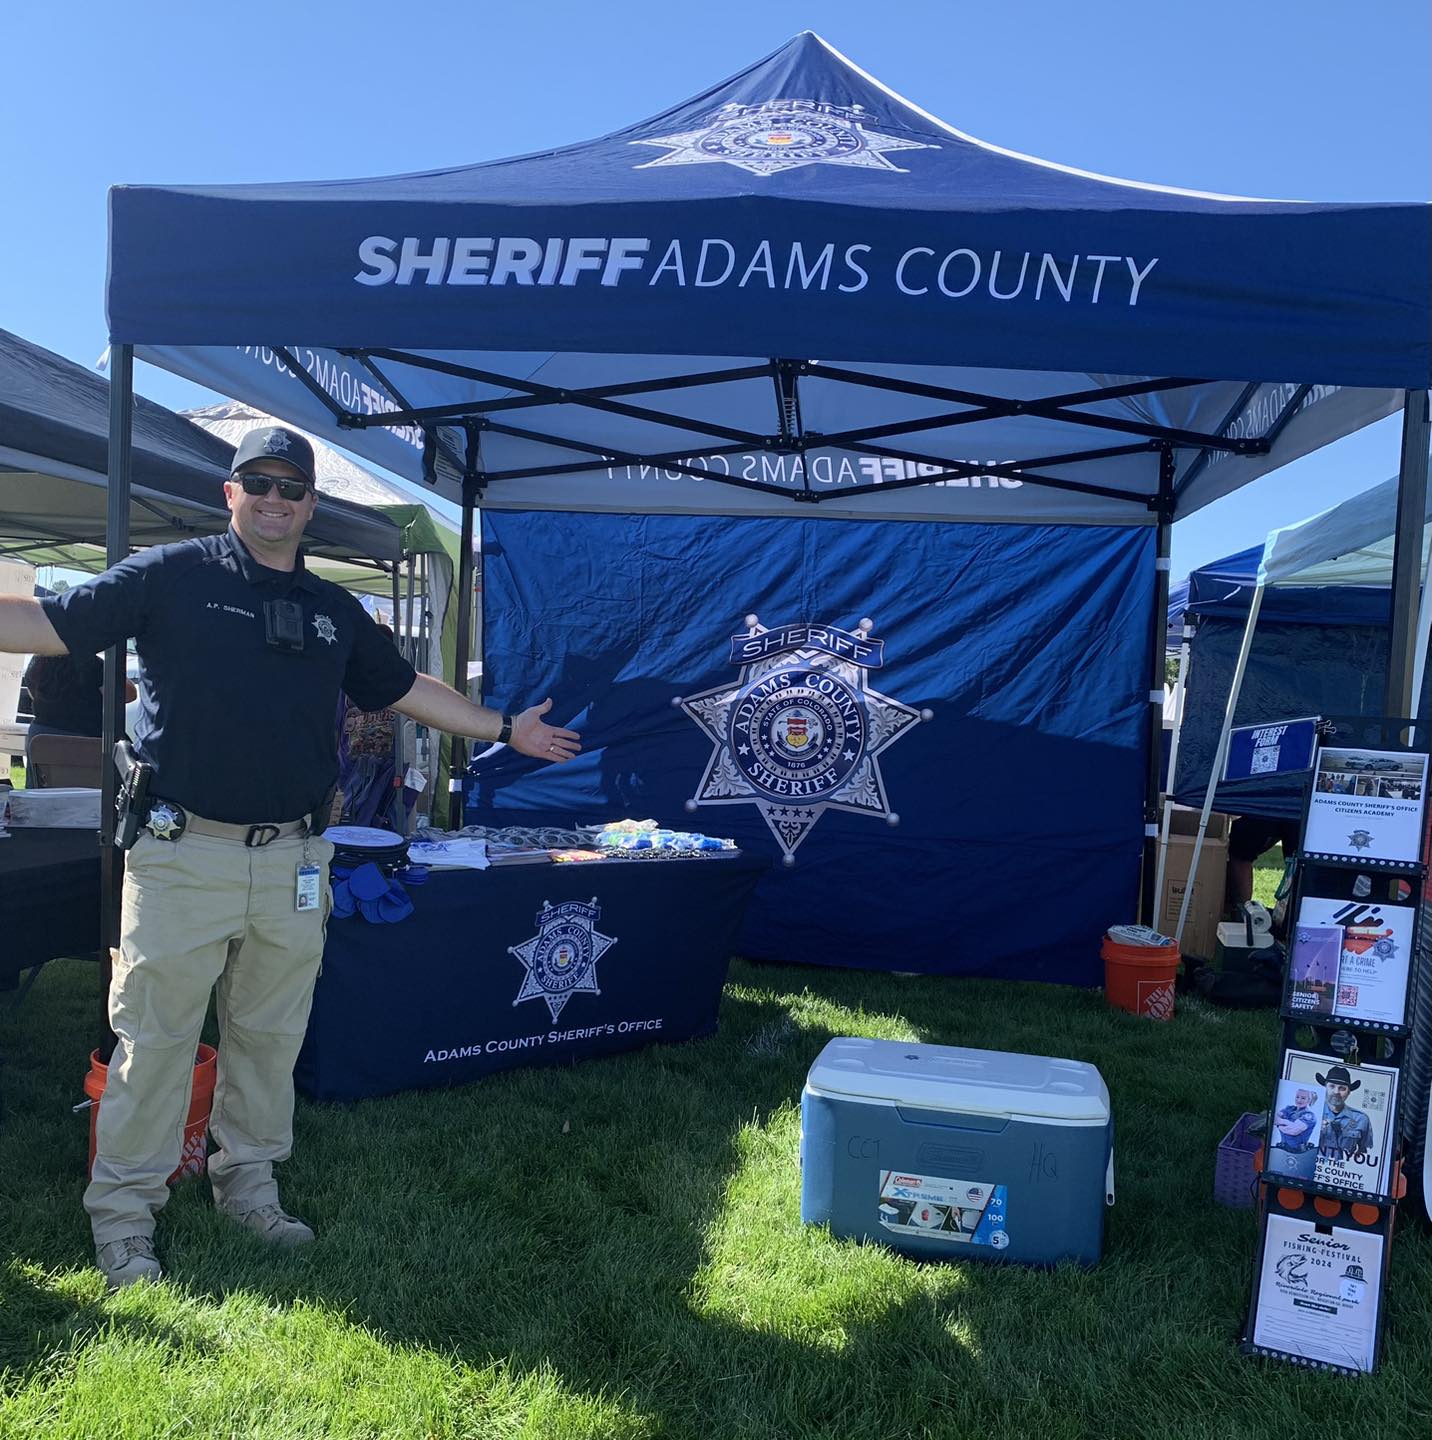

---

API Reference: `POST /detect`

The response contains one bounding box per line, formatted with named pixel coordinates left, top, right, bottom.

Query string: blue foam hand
left=330, top=861, right=416, bottom=924
left=348, top=863, right=390, bottom=902
left=377, top=888, right=415, bottom=923
left=331, top=878, right=357, bottom=919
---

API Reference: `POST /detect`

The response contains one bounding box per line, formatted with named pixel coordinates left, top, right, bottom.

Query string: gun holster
left=113, top=740, right=153, bottom=851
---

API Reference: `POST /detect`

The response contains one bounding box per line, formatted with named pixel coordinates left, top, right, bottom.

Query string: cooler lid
left=806, top=1038, right=1110, bottom=1122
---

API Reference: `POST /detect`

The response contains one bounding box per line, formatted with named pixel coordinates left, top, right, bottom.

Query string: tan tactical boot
left=96, top=1235, right=163, bottom=1290
left=223, top=1202, right=316, bottom=1247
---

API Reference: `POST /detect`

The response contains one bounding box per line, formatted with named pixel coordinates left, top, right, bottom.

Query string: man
left=0, top=425, right=579, bottom=1290
left=1317, top=1065, right=1373, bottom=1160
left=21, top=651, right=137, bottom=764
left=1225, top=815, right=1300, bottom=913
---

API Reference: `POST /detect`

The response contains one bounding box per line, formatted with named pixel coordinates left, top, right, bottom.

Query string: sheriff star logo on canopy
left=632, top=100, right=935, bottom=177
left=509, top=899, right=616, bottom=1023
left=676, top=615, right=930, bottom=862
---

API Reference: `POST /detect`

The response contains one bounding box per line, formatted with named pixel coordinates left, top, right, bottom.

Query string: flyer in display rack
left=1252, top=1216, right=1383, bottom=1372
left=1287, top=894, right=1415, bottom=1027
left=1277, top=1051, right=1398, bottom=1196
left=1264, top=1076, right=1325, bottom=1185
left=1302, top=748, right=1428, bottom=864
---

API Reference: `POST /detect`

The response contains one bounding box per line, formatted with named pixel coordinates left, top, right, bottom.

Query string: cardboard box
left=1166, top=804, right=1231, bottom=843
left=1157, top=805, right=1231, bottom=958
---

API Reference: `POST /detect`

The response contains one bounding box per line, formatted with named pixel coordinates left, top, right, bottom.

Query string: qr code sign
left=1250, top=745, right=1279, bottom=774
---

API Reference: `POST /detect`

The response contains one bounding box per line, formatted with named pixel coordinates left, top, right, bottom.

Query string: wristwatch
left=496, top=715, right=514, bottom=744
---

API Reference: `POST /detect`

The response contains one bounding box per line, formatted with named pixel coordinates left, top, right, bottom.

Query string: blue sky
left=3, top=1, right=1427, bottom=577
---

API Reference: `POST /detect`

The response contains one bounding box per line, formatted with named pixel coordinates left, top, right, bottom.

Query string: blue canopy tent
left=101, top=33, right=1431, bottom=982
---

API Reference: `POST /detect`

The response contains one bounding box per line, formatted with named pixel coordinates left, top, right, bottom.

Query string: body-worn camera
left=264, top=598, right=306, bottom=653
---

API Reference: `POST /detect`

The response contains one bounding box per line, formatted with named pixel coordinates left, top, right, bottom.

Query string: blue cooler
left=800, top=1037, right=1114, bottom=1267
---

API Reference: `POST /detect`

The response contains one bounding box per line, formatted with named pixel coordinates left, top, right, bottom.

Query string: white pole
left=1151, top=625, right=1193, bottom=931
left=1408, top=528, right=1432, bottom=1218
left=1174, top=580, right=1265, bottom=947
left=1408, top=524, right=1431, bottom=721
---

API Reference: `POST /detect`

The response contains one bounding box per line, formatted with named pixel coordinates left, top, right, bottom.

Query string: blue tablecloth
left=0, top=826, right=100, bottom=986
left=296, top=854, right=768, bottom=1101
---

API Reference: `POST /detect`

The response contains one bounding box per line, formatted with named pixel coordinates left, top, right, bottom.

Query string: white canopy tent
left=1159, top=473, right=1432, bottom=1220
left=1168, top=472, right=1432, bottom=940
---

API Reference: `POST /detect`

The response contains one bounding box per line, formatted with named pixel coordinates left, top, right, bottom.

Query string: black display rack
left=1238, top=719, right=1428, bottom=1376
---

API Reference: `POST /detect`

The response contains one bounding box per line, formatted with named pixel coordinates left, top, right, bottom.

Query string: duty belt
left=142, top=799, right=307, bottom=848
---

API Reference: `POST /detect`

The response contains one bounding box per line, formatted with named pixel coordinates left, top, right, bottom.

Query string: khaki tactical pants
left=84, top=828, right=333, bottom=1246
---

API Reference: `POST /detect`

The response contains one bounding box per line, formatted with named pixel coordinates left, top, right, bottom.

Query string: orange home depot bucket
left=1101, top=934, right=1179, bottom=1021
left=84, top=1043, right=218, bottom=1183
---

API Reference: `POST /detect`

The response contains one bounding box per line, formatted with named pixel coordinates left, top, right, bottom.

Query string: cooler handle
left=1105, top=1120, right=1116, bottom=1206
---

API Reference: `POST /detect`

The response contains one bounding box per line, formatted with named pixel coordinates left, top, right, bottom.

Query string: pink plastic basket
left=1214, top=1112, right=1263, bottom=1209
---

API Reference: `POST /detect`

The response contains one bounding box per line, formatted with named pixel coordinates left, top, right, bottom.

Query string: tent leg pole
left=421, top=552, right=432, bottom=675
left=419, top=552, right=431, bottom=675
left=418, top=551, right=434, bottom=807
left=1151, top=627, right=1192, bottom=930
left=389, top=563, right=402, bottom=645
left=1386, top=389, right=1431, bottom=725
left=448, top=466, right=477, bottom=829
left=1140, top=458, right=1174, bottom=924
left=99, top=343, right=133, bottom=1061
left=1175, top=581, right=1263, bottom=947
left=389, top=563, right=404, bottom=825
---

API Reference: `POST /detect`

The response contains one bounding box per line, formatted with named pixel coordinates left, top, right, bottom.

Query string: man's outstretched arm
left=0, top=597, right=68, bottom=656
left=392, top=673, right=580, bottom=763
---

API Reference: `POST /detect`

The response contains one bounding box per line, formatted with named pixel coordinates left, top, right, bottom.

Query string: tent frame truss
left=266, top=346, right=1275, bottom=511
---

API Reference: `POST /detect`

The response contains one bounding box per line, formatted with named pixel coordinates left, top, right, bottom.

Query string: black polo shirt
left=40, top=528, right=416, bottom=823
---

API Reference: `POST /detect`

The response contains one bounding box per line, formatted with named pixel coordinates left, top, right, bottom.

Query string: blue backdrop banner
left=473, top=511, right=1153, bottom=984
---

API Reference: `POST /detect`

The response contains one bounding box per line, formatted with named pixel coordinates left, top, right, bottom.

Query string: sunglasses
left=238, top=472, right=312, bottom=502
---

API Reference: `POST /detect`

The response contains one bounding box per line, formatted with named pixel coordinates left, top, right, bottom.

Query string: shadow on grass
left=172, top=983, right=1010, bottom=1437
left=4, top=959, right=1429, bottom=1438
left=2, top=969, right=992, bottom=1435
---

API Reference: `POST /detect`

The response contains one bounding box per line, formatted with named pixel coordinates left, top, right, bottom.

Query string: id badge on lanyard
left=296, top=865, right=322, bottom=911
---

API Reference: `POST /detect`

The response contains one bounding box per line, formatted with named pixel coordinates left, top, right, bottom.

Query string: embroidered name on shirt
left=206, top=602, right=257, bottom=620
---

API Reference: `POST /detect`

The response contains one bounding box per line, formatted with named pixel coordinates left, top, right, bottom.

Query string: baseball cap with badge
left=230, top=425, right=316, bottom=487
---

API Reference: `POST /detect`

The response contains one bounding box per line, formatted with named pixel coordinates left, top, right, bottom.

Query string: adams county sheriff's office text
left=423, top=1017, right=665, bottom=1065
left=355, top=235, right=1158, bottom=307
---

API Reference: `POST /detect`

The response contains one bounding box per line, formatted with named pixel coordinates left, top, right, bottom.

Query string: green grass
left=1251, top=848, right=1290, bottom=911
left=6, top=763, right=20, bottom=790
left=2, top=957, right=1429, bottom=1440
